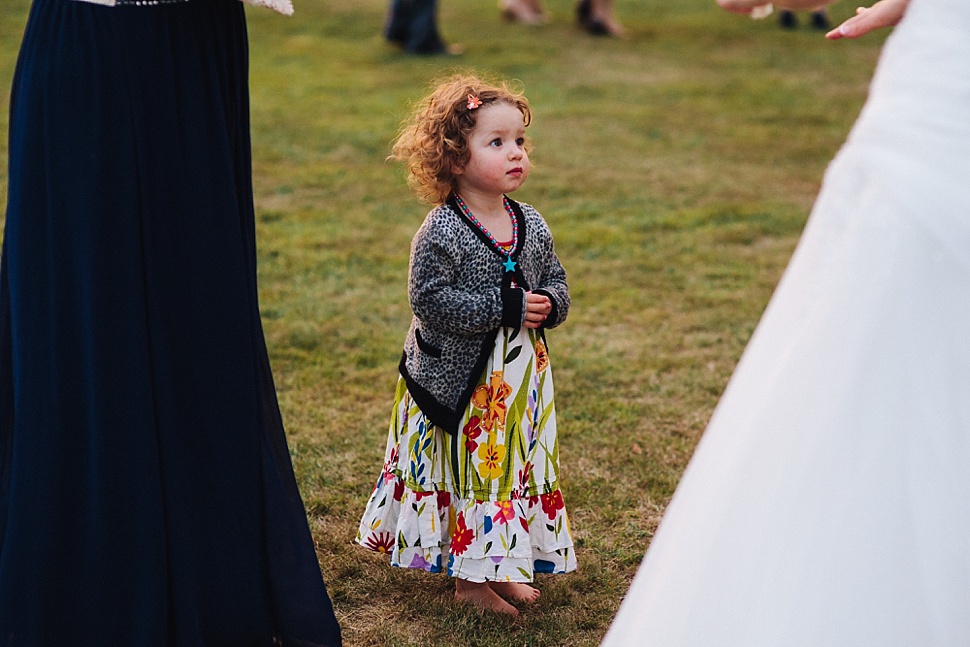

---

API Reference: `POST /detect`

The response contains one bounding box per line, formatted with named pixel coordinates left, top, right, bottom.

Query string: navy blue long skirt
left=0, top=0, right=341, bottom=644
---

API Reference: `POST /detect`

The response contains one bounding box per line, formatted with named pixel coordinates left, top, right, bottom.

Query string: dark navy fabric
left=384, top=0, right=446, bottom=54
left=0, top=0, right=341, bottom=644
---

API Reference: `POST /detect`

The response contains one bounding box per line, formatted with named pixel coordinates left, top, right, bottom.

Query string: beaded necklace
left=454, top=193, right=519, bottom=273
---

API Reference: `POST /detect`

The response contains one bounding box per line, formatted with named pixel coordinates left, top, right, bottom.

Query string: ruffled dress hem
left=357, top=469, right=576, bottom=583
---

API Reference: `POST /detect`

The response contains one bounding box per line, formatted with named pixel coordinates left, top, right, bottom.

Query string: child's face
left=454, top=102, right=530, bottom=199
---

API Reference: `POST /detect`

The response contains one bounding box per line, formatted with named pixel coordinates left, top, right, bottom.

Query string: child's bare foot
left=489, top=581, right=541, bottom=603
left=455, top=578, right=520, bottom=616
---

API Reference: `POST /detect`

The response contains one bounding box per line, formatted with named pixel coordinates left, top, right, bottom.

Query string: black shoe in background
left=778, top=10, right=797, bottom=29
left=810, top=10, right=831, bottom=30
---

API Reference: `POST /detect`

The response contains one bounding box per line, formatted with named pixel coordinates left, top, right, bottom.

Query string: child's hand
left=523, top=292, right=552, bottom=329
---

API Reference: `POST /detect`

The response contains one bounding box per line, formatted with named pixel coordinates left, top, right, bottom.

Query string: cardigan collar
left=446, top=193, right=527, bottom=261
left=445, top=193, right=529, bottom=290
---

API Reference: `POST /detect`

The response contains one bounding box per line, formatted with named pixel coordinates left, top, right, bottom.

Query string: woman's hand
left=523, top=292, right=552, bottom=329
left=826, top=0, right=909, bottom=38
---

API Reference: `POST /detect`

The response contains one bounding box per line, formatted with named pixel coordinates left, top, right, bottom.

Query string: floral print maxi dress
left=357, top=326, right=576, bottom=583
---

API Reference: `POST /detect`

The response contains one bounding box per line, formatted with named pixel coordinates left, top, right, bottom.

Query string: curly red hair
left=391, top=74, right=532, bottom=205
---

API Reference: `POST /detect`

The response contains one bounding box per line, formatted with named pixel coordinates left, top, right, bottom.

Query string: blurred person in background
left=385, top=0, right=460, bottom=54
left=500, top=0, right=625, bottom=36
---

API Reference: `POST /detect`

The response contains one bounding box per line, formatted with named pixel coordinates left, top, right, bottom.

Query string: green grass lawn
left=0, top=1, right=886, bottom=644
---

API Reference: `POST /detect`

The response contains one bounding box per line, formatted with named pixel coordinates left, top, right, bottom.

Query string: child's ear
left=452, top=165, right=464, bottom=176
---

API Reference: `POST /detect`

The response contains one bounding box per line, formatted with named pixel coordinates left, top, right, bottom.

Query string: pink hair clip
left=466, top=94, right=483, bottom=110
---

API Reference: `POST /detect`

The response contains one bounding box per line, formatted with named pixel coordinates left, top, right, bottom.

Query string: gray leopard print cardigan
left=399, top=195, right=569, bottom=434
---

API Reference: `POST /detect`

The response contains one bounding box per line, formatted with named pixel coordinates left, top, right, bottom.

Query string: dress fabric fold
left=603, top=0, right=970, bottom=644
left=0, top=0, right=341, bottom=644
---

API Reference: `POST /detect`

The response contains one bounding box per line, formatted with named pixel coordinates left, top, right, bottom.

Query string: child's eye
left=516, top=137, right=526, bottom=146
left=490, top=138, right=503, bottom=147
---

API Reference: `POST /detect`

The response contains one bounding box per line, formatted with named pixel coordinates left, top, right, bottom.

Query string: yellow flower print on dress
left=477, top=440, right=506, bottom=480
left=471, top=371, right=513, bottom=432
left=535, top=338, right=549, bottom=373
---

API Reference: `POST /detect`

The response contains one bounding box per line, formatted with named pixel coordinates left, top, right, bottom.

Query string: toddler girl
left=356, top=74, right=576, bottom=615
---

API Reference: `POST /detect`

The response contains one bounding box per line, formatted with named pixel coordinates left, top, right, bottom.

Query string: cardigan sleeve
left=408, top=217, right=524, bottom=336
left=530, top=217, right=570, bottom=330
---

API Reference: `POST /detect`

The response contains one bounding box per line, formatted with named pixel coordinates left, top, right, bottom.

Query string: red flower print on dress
left=492, top=501, right=516, bottom=525
left=363, top=531, right=395, bottom=554
left=451, top=512, right=473, bottom=555
left=382, top=447, right=399, bottom=483
left=540, top=490, right=565, bottom=520
left=471, top=371, right=513, bottom=432
left=517, top=461, right=534, bottom=493
left=437, top=490, right=452, bottom=511
left=462, top=415, right=483, bottom=453
left=393, top=477, right=405, bottom=502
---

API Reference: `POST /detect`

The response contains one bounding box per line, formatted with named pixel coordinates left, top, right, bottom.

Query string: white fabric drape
left=603, top=0, right=970, bottom=644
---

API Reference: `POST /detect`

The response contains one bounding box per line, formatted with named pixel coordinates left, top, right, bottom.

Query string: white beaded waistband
left=69, top=0, right=294, bottom=14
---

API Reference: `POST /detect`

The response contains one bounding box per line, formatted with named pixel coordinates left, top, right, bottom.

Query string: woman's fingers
left=826, top=0, right=908, bottom=38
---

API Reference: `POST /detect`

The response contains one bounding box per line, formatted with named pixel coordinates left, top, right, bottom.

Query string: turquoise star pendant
left=502, top=257, right=517, bottom=273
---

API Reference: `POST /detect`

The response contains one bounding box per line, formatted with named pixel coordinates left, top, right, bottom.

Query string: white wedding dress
left=603, top=0, right=970, bottom=644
